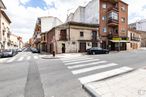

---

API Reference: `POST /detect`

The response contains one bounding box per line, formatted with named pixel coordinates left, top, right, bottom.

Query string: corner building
left=99, top=0, right=128, bottom=51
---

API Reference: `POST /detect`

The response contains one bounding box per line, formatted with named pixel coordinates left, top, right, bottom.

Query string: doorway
left=62, top=43, right=66, bottom=53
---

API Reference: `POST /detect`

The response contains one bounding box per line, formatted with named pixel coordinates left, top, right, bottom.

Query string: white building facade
left=129, top=19, right=146, bottom=31
left=0, top=0, right=11, bottom=50
left=66, top=0, right=99, bottom=24
left=33, top=16, right=63, bottom=50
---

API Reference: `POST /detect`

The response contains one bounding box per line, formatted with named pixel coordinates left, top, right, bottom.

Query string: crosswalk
left=61, top=56, right=133, bottom=84
left=4, top=55, right=40, bottom=63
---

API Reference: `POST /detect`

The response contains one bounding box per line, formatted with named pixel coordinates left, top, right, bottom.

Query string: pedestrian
left=52, top=51, right=55, bottom=57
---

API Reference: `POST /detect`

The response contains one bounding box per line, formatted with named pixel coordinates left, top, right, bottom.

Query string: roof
left=1, top=10, right=11, bottom=23
left=44, top=21, right=99, bottom=34
left=0, top=0, right=6, bottom=9
left=57, top=21, right=99, bottom=28
left=119, top=0, right=128, bottom=6
left=128, top=29, right=145, bottom=34
left=38, top=16, right=63, bottom=23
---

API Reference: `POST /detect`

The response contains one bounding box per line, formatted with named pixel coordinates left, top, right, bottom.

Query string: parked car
left=0, top=51, right=3, bottom=58
left=1, top=49, right=15, bottom=57
left=17, top=48, right=23, bottom=52
left=12, top=49, right=18, bottom=55
left=87, top=47, right=109, bottom=55
left=30, top=48, right=40, bottom=53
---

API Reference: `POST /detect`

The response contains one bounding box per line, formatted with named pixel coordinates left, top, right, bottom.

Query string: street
left=0, top=49, right=146, bottom=97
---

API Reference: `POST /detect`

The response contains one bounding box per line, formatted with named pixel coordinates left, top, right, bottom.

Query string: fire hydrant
left=52, top=51, right=55, bottom=57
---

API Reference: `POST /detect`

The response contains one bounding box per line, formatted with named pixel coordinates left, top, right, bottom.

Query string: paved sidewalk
left=84, top=69, right=146, bottom=97
left=39, top=53, right=85, bottom=59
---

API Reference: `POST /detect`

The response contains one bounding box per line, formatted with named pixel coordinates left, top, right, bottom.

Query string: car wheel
left=106, top=51, right=109, bottom=54
left=92, top=51, right=95, bottom=55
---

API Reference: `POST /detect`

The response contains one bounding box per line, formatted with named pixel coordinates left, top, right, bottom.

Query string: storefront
left=109, top=37, right=129, bottom=51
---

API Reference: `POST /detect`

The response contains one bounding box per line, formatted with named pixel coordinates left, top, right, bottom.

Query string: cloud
left=3, top=0, right=48, bottom=42
left=123, top=0, right=146, bottom=23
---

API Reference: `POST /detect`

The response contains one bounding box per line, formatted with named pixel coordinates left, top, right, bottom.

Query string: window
left=121, top=28, right=126, bottom=33
left=108, top=12, right=118, bottom=20
left=121, top=6, right=126, bottom=12
left=80, top=32, right=84, bottom=37
left=60, top=29, right=67, bottom=40
left=121, top=17, right=125, bottom=23
left=103, top=27, right=107, bottom=33
left=102, top=16, right=106, bottom=20
left=102, top=3, right=106, bottom=9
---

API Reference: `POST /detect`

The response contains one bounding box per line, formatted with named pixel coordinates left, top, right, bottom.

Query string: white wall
left=41, top=17, right=63, bottom=32
left=0, top=13, right=11, bottom=49
left=136, top=21, right=146, bottom=31
left=85, top=0, right=99, bottom=24
left=66, top=0, right=99, bottom=24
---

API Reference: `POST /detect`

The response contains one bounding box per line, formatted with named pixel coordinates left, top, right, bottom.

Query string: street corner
left=83, top=69, right=146, bottom=97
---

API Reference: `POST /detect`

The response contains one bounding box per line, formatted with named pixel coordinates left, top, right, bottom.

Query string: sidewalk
left=39, top=52, right=86, bottom=59
left=83, top=69, right=146, bottom=97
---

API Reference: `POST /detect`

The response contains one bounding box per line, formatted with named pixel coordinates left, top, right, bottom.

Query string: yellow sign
left=112, top=38, right=122, bottom=40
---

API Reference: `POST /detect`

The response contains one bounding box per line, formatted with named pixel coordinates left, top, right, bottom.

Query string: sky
left=2, top=0, right=146, bottom=42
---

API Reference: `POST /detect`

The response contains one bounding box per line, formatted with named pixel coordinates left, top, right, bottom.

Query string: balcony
left=131, top=37, right=141, bottom=42
left=108, top=19, right=118, bottom=26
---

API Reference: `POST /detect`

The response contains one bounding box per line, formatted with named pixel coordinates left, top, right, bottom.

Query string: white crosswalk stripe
left=17, top=56, right=24, bottom=61
left=61, top=56, right=89, bottom=61
left=79, top=66, right=133, bottom=84
left=34, top=56, right=39, bottom=59
left=68, top=61, right=107, bottom=69
left=63, top=58, right=93, bottom=63
left=65, top=59, right=99, bottom=66
left=61, top=56, right=133, bottom=84
left=6, top=57, right=17, bottom=63
left=27, top=56, right=31, bottom=60
left=72, top=63, right=118, bottom=75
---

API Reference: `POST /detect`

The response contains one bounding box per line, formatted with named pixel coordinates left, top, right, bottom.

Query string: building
left=32, top=16, right=63, bottom=51
left=99, top=0, right=128, bottom=51
left=66, top=0, right=99, bottom=24
left=129, top=19, right=146, bottom=31
left=127, top=30, right=146, bottom=47
left=45, top=22, right=99, bottom=54
left=0, top=0, right=11, bottom=50
left=66, top=0, right=128, bottom=51
left=127, top=29, right=141, bottom=50
left=10, top=34, right=23, bottom=49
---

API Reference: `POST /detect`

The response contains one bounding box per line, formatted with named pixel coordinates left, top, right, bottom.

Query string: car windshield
left=3, top=49, right=11, bottom=52
left=91, top=47, right=102, bottom=50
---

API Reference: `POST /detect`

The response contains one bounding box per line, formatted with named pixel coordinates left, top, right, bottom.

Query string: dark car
left=30, top=48, right=40, bottom=53
left=0, top=51, right=3, bottom=58
left=87, top=47, right=109, bottom=55
left=1, top=49, right=15, bottom=57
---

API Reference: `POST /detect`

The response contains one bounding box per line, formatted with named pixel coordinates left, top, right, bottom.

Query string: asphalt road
left=0, top=49, right=146, bottom=97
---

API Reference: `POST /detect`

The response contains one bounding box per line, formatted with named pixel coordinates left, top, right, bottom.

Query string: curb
left=82, top=84, right=101, bottom=97
left=82, top=69, right=135, bottom=97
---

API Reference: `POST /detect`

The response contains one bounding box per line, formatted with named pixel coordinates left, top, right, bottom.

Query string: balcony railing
left=131, top=37, right=141, bottom=41
left=108, top=19, right=118, bottom=26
